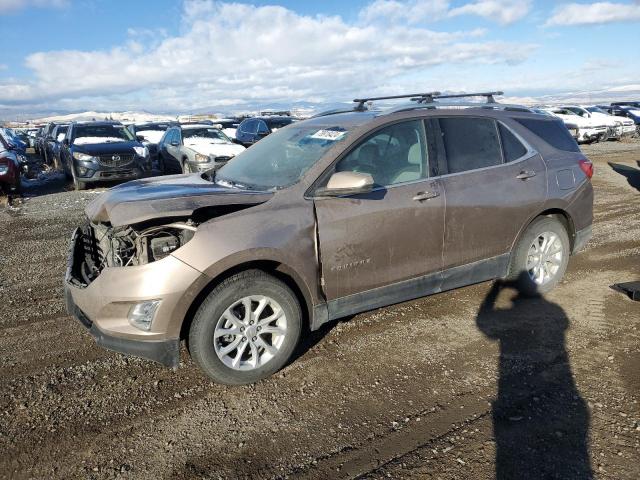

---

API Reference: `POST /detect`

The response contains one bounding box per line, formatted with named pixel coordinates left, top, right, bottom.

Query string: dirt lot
left=0, top=140, right=639, bottom=480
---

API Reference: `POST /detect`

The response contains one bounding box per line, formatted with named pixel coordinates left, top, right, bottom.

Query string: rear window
left=499, top=124, right=527, bottom=161
left=515, top=118, right=580, bottom=153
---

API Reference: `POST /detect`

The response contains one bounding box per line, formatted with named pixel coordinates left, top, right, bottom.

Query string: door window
left=334, top=120, right=427, bottom=187
left=242, top=119, right=257, bottom=134
left=437, top=117, right=502, bottom=174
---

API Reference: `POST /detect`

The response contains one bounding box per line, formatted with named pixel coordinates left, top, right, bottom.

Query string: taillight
left=579, top=159, right=593, bottom=179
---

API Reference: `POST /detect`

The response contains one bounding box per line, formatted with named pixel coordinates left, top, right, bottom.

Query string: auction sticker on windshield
left=309, top=129, right=347, bottom=141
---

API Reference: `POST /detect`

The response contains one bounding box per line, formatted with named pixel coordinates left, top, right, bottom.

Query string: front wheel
left=507, top=216, right=570, bottom=296
left=189, top=270, right=302, bottom=385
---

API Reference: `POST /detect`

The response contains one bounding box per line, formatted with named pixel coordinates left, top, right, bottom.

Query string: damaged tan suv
left=65, top=92, right=594, bottom=384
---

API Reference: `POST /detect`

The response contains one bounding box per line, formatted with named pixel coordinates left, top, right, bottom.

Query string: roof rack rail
left=412, top=91, right=504, bottom=104
left=353, top=92, right=441, bottom=111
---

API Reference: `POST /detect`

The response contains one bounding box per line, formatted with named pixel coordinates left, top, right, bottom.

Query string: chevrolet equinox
left=64, top=92, right=593, bottom=384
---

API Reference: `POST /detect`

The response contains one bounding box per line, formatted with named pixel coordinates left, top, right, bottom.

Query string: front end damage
left=68, top=220, right=197, bottom=287
left=64, top=175, right=274, bottom=366
left=64, top=218, right=209, bottom=367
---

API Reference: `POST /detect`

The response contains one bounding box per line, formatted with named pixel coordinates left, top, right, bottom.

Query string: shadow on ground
left=477, top=276, right=593, bottom=479
left=608, top=161, right=640, bottom=192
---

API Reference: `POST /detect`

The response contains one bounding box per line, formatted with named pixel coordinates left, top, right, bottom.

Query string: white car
left=543, top=107, right=607, bottom=144
left=213, top=119, right=240, bottom=140
left=561, top=105, right=635, bottom=140
left=584, top=106, right=636, bottom=138
left=158, top=124, right=246, bottom=174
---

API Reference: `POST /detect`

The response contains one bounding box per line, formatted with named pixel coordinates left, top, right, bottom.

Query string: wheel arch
left=512, top=208, right=576, bottom=255
left=179, top=259, right=314, bottom=342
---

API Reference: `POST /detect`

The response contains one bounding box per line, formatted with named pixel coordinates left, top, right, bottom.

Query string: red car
left=0, top=133, right=21, bottom=195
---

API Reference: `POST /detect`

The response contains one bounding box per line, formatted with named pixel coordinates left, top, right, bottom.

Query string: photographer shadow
left=476, top=275, right=592, bottom=479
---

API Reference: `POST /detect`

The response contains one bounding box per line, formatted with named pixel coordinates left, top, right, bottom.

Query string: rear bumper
left=572, top=225, right=592, bottom=254
left=64, top=285, right=180, bottom=367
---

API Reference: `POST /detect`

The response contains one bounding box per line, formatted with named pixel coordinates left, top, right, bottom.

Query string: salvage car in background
left=59, top=121, right=152, bottom=190
left=0, top=132, right=21, bottom=195
left=64, top=92, right=593, bottom=385
left=43, top=124, right=69, bottom=167
left=214, top=118, right=241, bottom=140
left=544, top=107, right=607, bottom=143
left=562, top=105, right=635, bottom=140
left=605, top=105, right=640, bottom=135
left=127, top=121, right=176, bottom=168
left=158, top=124, right=245, bottom=174
left=235, top=116, right=296, bottom=146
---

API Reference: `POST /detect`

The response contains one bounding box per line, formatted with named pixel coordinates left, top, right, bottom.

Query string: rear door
left=435, top=116, right=547, bottom=273
left=314, top=119, right=445, bottom=313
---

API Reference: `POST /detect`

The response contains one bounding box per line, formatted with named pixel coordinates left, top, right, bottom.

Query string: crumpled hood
left=85, top=173, right=273, bottom=227
left=183, top=139, right=245, bottom=157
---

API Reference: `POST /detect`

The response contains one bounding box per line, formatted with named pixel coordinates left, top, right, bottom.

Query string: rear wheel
left=189, top=270, right=302, bottom=385
left=507, top=216, right=570, bottom=296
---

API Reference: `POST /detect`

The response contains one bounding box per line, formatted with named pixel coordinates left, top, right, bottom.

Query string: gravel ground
left=0, top=140, right=639, bottom=479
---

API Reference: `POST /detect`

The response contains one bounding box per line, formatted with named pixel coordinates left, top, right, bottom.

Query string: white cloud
left=449, top=0, right=532, bottom=25
left=360, top=0, right=531, bottom=25
left=1, top=0, right=536, bottom=111
left=359, top=0, right=450, bottom=23
left=545, top=1, right=640, bottom=26
left=0, top=0, right=68, bottom=14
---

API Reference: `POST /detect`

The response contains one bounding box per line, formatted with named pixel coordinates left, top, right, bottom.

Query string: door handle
left=516, top=170, right=536, bottom=180
left=413, top=191, right=439, bottom=201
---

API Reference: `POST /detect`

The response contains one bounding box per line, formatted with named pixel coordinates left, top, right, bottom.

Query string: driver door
left=314, top=119, right=445, bottom=318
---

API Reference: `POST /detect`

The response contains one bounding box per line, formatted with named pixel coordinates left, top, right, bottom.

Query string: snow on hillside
left=32, top=111, right=176, bottom=124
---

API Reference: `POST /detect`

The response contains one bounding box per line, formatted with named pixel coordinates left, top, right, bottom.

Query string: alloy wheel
left=213, top=295, right=287, bottom=371
left=526, top=231, right=564, bottom=286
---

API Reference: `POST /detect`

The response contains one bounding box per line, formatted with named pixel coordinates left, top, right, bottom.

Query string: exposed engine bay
left=71, top=219, right=197, bottom=286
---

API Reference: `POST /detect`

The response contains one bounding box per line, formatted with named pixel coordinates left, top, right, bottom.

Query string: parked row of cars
left=539, top=103, right=639, bottom=144
left=25, top=114, right=298, bottom=190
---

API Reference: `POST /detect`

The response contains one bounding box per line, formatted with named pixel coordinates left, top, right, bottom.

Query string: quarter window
left=498, top=124, right=527, bottom=162
left=257, top=121, right=269, bottom=134
left=335, top=120, right=427, bottom=187
left=437, top=117, right=502, bottom=174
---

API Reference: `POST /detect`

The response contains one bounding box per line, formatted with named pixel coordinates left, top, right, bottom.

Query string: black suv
left=235, top=116, right=296, bottom=146
left=59, top=121, right=151, bottom=190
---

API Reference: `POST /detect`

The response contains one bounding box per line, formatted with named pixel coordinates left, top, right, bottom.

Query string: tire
left=189, top=270, right=302, bottom=385
left=182, top=159, right=191, bottom=174
left=507, top=216, right=570, bottom=296
left=72, top=170, right=87, bottom=191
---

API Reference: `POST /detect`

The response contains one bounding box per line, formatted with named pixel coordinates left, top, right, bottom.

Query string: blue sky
left=0, top=0, right=639, bottom=117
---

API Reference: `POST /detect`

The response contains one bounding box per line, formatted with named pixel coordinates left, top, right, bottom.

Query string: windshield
left=215, top=125, right=351, bottom=190
left=137, top=123, right=171, bottom=132
left=73, top=124, right=134, bottom=144
left=587, top=107, right=607, bottom=114
left=266, top=118, right=295, bottom=130
left=183, top=128, right=230, bottom=142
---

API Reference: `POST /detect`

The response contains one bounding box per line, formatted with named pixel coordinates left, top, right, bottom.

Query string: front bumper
left=65, top=286, right=180, bottom=367
left=64, top=227, right=210, bottom=366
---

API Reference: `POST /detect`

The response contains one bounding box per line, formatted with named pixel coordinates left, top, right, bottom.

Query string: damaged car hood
left=86, top=173, right=273, bottom=227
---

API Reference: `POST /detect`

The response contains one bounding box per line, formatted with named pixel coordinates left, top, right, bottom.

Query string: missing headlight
left=150, top=234, right=181, bottom=261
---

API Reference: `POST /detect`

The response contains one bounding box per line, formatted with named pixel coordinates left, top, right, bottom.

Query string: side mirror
left=315, top=171, right=374, bottom=197
left=136, top=135, right=146, bottom=142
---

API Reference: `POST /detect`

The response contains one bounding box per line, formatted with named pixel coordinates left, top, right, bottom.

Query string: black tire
left=73, top=172, right=87, bottom=191
left=189, top=270, right=302, bottom=385
left=507, top=216, right=570, bottom=296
